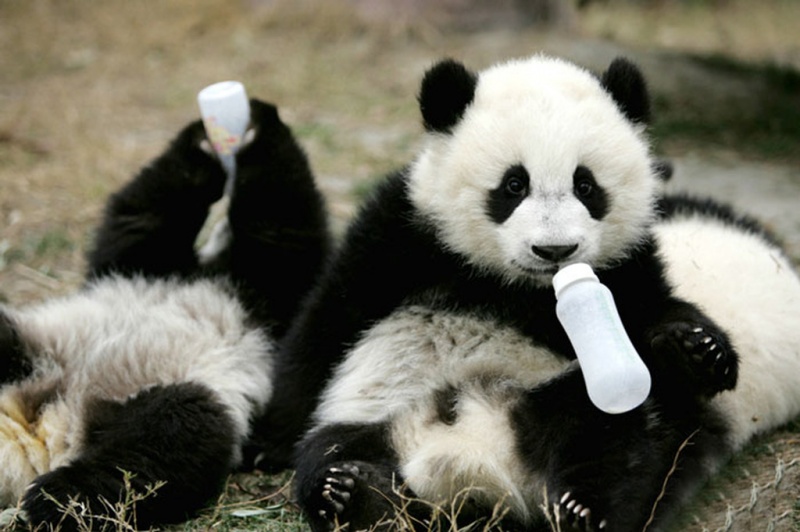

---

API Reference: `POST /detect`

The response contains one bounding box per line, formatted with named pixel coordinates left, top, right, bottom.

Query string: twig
left=643, top=429, right=700, bottom=532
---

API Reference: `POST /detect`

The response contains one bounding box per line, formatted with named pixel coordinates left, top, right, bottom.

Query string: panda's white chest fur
left=313, top=306, right=571, bottom=519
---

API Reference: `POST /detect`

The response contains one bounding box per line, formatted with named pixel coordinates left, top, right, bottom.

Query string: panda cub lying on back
left=0, top=100, right=329, bottom=530
left=255, top=55, right=800, bottom=531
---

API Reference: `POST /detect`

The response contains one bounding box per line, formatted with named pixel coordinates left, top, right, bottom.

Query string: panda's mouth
left=510, top=260, right=560, bottom=277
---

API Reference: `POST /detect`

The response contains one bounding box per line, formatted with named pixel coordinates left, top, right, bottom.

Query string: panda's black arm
left=200, top=100, right=332, bottom=336
left=86, top=119, right=226, bottom=280
left=23, top=382, right=237, bottom=530
left=246, top=171, right=450, bottom=469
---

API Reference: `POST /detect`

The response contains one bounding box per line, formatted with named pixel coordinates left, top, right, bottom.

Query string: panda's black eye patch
left=573, top=165, right=609, bottom=220
left=487, top=164, right=529, bottom=224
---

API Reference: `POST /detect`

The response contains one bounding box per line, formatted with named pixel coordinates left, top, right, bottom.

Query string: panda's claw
left=323, top=484, right=351, bottom=503
left=241, top=127, right=256, bottom=147
left=328, top=464, right=360, bottom=476
left=199, top=139, right=214, bottom=155
left=325, top=476, right=355, bottom=489
left=558, top=492, right=603, bottom=532
left=322, top=490, right=345, bottom=514
left=318, top=510, right=335, bottom=532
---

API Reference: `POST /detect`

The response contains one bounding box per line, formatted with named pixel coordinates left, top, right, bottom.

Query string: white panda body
left=311, top=307, right=571, bottom=520
left=654, top=201, right=800, bottom=449
left=284, top=54, right=800, bottom=532
left=313, top=307, right=569, bottom=427
left=0, top=275, right=272, bottom=506
left=17, top=276, right=273, bottom=436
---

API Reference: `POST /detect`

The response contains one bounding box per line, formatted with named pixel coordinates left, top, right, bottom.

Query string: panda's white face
left=409, top=56, right=661, bottom=287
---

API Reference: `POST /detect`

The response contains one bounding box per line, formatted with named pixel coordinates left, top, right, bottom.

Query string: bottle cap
left=197, top=81, right=250, bottom=187
left=197, top=81, right=250, bottom=156
left=552, top=262, right=598, bottom=299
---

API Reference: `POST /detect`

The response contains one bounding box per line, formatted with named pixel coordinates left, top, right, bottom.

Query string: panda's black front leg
left=646, top=299, right=738, bottom=397
left=203, top=99, right=331, bottom=334
left=294, top=422, right=420, bottom=531
left=86, top=117, right=227, bottom=280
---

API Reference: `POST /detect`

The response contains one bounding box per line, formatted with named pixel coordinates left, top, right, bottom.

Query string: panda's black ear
left=601, top=58, right=651, bottom=124
left=418, top=59, right=477, bottom=133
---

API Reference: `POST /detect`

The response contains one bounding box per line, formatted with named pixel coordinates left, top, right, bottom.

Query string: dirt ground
left=1, top=1, right=799, bottom=530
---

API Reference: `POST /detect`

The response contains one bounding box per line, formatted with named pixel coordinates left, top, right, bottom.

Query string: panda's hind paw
left=556, top=491, right=607, bottom=532
left=306, top=460, right=402, bottom=531
left=676, top=323, right=737, bottom=395
left=684, top=325, right=737, bottom=393
left=319, top=464, right=358, bottom=517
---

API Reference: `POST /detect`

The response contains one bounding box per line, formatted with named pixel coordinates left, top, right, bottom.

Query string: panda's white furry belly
left=0, top=275, right=273, bottom=505
left=313, top=306, right=571, bottom=520
left=654, top=215, right=800, bottom=449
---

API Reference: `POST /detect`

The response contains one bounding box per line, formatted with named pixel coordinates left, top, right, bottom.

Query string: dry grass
left=2, top=0, right=799, bottom=298
left=580, top=0, right=800, bottom=69
left=2, top=1, right=799, bottom=531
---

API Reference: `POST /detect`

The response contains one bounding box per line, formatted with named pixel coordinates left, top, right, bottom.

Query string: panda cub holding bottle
left=253, top=54, right=800, bottom=531
left=0, top=96, right=331, bottom=530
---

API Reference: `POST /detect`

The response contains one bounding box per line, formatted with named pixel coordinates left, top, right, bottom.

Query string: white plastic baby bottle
left=552, top=263, right=651, bottom=414
left=197, top=80, right=250, bottom=193
left=195, top=81, right=250, bottom=260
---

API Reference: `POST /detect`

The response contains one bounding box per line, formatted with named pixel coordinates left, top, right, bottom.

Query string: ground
left=1, top=1, right=798, bottom=530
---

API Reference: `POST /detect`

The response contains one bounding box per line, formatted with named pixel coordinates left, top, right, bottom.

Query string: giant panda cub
left=261, top=55, right=800, bottom=531
left=0, top=99, right=330, bottom=530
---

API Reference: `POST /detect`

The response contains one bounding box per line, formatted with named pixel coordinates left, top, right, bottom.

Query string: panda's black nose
left=532, top=244, right=578, bottom=262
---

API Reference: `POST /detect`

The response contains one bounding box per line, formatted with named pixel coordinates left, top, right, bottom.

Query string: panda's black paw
left=22, top=468, right=92, bottom=532
left=230, top=99, right=277, bottom=158
left=316, top=463, right=358, bottom=528
left=556, top=491, right=607, bottom=532
left=651, top=321, right=738, bottom=395
left=226, top=100, right=312, bottom=201
left=158, top=119, right=229, bottom=202
left=307, top=461, right=399, bottom=531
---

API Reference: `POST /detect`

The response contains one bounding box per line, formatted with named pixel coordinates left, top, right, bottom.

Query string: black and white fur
left=655, top=195, right=800, bottom=451
left=0, top=99, right=330, bottom=530
left=256, top=55, right=800, bottom=531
